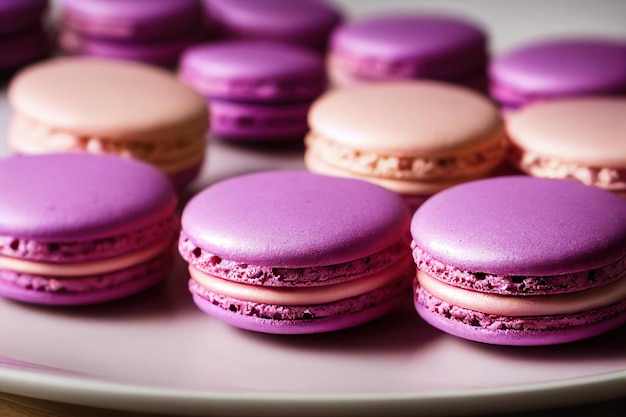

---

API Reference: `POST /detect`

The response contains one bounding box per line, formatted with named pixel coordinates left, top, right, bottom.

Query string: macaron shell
left=181, top=171, right=410, bottom=268
left=490, top=38, right=626, bottom=96
left=506, top=97, right=626, bottom=166
left=307, top=81, right=502, bottom=156
left=411, top=176, right=626, bottom=275
left=0, top=154, right=177, bottom=241
left=8, top=58, right=208, bottom=139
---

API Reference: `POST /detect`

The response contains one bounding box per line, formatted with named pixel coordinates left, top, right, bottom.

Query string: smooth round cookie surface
left=490, top=39, right=626, bottom=96
left=0, top=154, right=176, bottom=240
left=8, top=58, right=207, bottom=138
left=182, top=171, right=410, bottom=267
left=61, top=0, right=199, bottom=23
left=308, top=81, right=502, bottom=155
left=507, top=97, right=626, bottom=166
left=411, top=176, right=626, bottom=275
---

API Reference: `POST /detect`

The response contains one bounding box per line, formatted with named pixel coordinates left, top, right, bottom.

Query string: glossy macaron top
left=179, top=40, right=326, bottom=101
left=182, top=171, right=410, bottom=268
left=308, top=81, right=502, bottom=155
left=61, top=0, right=202, bottom=40
left=490, top=38, right=626, bottom=97
left=204, top=0, right=342, bottom=50
left=0, top=0, right=48, bottom=36
left=330, top=14, right=487, bottom=75
left=507, top=97, right=626, bottom=167
left=0, top=154, right=177, bottom=241
left=9, top=58, right=208, bottom=139
left=411, top=176, right=626, bottom=276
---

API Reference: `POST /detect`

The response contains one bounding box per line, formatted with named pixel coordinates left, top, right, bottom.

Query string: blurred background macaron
left=202, top=0, right=343, bottom=53
left=327, top=13, right=489, bottom=91
left=58, top=0, right=207, bottom=67
left=506, top=97, right=626, bottom=196
left=8, top=58, right=209, bottom=189
left=0, top=154, right=178, bottom=305
left=0, top=0, right=50, bottom=72
left=179, top=40, right=326, bottom=142
left=490, top=38, right=626, bottom=113
left=305, top=81, right=506, bottom=209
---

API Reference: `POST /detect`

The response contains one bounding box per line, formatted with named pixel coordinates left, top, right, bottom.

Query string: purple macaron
left=0, top=154, right=178, bottom=305
left=179, top=171, right=414, bottom=334
left=0, top=0, right=49, bottom=71
left=411, top=176, right=626, bottom=346
left=490, top=38, right=626, bottom=112
left=180, top=40, right=326, bottom=141
left=327, top=14, right=489, bottom=91
left=59, top=0, right=205, bottom=67
left=203, top=0, right=343, bottom=52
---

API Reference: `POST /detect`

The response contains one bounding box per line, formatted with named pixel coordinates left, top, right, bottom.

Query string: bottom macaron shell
left=209, top=99, right=311, bottom=141
left=415, top=289, right=626, bottom=346
left=168, top=162, right=203, bottom=189
left=0, top=254, right=172, bottom=305
left=192, top=291, right=407, bottom=335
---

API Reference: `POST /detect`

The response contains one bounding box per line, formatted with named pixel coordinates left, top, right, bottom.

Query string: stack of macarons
left=0, top=0, right=49, bottom=72
left=305, top=81, right=507, bottom=209
left=203, top=0, right=343, bottom=53
left=180, top=40, right=326, bottom=142
left=8, top=57, right=209, bottom=189
left=327, top=13, right=489, bottom=91
left=58, top=0, right=206, bottom=67
left=490, top=38, right=626, bottom=112
left=0, top=154, right=178, bottom=305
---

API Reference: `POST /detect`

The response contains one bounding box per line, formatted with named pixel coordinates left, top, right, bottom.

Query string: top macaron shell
left=308, top=81, right=502, bottom=156
left=179, top=40, right=326, bottom=102
left=507, top=97, right=626, bottom=167
left=182, top=171, right=410, bottom=268
left=61, top=0, right=202, bottom=40
left=0, top=154, right=177, bottom=241
left=411, top=176, right=626, bottom=276
left=491, top=38, right=626, bottom=97
left=0, top=0, right=48, bottom=36
left=204, top=0, right=342, bottom=50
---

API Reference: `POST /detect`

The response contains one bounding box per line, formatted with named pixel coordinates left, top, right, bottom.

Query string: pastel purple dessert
left=0, top=154, right=178, bottom=305
left=203, top=0, right=343, bottom=52
left=410, top=176, right=626, bottom=345
left=327, top=14, right=489, bottom=91
left=0, top=0, right=48, bottom=37
left=59, top=0, right=205, bottom=67
left=179, top=171, right=414, bottom=334
left=490, top=38, right=626, bottom=112
left=180, top=40, right=326, bottom=141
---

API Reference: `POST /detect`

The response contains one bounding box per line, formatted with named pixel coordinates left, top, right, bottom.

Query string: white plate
left=1, top=254, right=625, bottom=417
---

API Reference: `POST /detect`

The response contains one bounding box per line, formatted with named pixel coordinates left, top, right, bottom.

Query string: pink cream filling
left=417, top=270, right=626, bottom=316
left=190, top=256, right=413, bottom=306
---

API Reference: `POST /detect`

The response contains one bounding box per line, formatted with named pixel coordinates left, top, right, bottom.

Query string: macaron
left=490, top=38, right=626, bottom=112
left=180, top=40, right=326, bottom=141
left=0, top=154, right=178, bottom=305
left=305, top=81, right=506, bottom=209
left=8, top=58, right=209, bottom=189
left=179, top=171, right=413, bottom=334
left=0, top=0, right=49, bottom=71
left=59, top=0, right=205, bottom=67
left=327, top=14, right=489, bottom=91
left=203, top=0, right=343, bottom=52
left=411, top=176, right=626, bottom=346
left=506, top=97, right=626, bottom=196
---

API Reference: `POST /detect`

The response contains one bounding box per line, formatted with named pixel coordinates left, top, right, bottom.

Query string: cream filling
left=511, top=146, right=626, bottom=191
left=305, top=151, right=483, bottom=194
left=190, top=256, right=413, bottom=306
left=9, top=114, right=206, bottom=173
left=0, top=238, right=173, bottom=277
left=417, top=270, right=626, bottom=316
left=305, top=132, right=506, bottom=181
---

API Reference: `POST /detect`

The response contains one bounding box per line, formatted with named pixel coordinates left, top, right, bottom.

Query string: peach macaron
left=305, top=81, right=507, bottom=208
